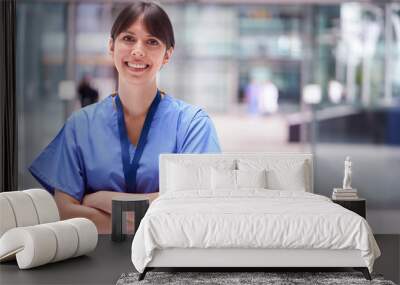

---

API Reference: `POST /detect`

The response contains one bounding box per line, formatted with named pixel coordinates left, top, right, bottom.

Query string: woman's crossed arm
left=54, top=190, right=158, bottom=234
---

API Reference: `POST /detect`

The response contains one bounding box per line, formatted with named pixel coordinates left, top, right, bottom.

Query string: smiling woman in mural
left=29, top=1, right=221, bottom=233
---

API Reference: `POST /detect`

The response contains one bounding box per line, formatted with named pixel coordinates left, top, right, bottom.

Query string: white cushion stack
left=0, top=218, right=97, bottom=269
left=0, top=189, right=59, bottom=236
left=0, top=189, right=98, bottom=269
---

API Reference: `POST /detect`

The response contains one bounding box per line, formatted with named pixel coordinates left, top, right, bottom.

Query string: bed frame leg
left=138, top=268, right=148, bottom=281
left=354, top=267, right=371, bottom=280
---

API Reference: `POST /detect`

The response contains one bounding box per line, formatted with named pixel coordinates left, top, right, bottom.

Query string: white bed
left=131, top=153, right=380, bottom=280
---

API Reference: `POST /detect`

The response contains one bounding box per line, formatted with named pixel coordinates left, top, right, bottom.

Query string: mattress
left=131, top=190, right=380, bottom=273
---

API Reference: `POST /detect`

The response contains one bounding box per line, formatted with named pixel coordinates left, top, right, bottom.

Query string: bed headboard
left=159, top=153, right=313, bottom=194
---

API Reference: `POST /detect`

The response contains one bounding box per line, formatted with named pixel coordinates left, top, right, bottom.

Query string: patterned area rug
left=116, top=271, right=396, bottom=285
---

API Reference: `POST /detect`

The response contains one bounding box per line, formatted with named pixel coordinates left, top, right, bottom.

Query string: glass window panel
left=17, top=2, right=67, bottom=189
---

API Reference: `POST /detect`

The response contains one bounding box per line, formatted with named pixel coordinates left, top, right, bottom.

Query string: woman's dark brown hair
left=110, top=1, right=175, bottom=50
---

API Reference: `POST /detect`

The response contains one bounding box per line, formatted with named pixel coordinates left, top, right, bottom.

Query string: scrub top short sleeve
left=179, top=109, right=221, bottom=153
left=29, top=114, right=85, bottom=201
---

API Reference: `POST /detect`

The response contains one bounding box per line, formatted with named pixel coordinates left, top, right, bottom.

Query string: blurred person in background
left=258, top=79, right=279, bottom=115
left=77, top=73, right=99, bottom=107
left=245, top=77, right=261, bottom=115
left=29, top=1, right=221, bottom=233
left=245, top=68, right=279, bottom=115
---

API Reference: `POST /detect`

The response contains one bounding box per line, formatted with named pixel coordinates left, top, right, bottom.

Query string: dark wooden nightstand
left=332, top=198, right=366, bottom=218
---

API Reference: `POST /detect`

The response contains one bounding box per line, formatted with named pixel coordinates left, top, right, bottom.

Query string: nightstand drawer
left=332, top=199, right=366, bottom=218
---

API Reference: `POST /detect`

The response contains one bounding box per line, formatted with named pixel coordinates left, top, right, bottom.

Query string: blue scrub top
left=29, top=94, right=221, bottom=202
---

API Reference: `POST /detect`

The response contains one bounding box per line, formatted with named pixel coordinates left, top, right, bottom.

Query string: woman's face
left=109, top=17, right=173, bottom=86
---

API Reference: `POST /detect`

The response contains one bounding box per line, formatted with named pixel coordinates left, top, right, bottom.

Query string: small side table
left=112, top=196, right=149, bottom=242
left=332, top=198, right=366, bottom=219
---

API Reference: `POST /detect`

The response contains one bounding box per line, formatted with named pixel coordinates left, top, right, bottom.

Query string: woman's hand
left=56, top=191, right=159, bottom=234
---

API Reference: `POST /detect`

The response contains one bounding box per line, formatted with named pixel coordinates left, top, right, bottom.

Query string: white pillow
left=211, top=169, right=268, bottom=190
left=267, top=168, right=306, bottom=191
left=236, top=169, right=267, bottom=189
left=167, top=162, right=211, bottom=191
left=237, top=159, right=308, bottom=191
left=211, top=168, right=236, bottom=190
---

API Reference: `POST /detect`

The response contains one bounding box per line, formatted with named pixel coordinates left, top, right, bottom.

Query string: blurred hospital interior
left=15, top=0, right=400, bottom=240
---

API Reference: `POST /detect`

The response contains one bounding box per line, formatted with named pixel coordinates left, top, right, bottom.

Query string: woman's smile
left=124, top=61, right=150, bottom=73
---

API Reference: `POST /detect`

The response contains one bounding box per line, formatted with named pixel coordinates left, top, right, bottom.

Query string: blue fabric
left=29, top=94, right=221, bottom=201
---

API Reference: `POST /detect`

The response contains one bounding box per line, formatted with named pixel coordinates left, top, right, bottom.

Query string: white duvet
left=131, top=190, right=380, bottom=273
